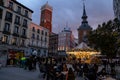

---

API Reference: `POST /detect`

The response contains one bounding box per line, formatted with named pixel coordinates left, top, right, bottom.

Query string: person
left=66, top=68, right=75, bottom=80
left=97, top=68, right=107, bottom=76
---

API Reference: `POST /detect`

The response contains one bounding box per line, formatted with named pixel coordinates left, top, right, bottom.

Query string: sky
left=17, top=0, right=114, bottom=38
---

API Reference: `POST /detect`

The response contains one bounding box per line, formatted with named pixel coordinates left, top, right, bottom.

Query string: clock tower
left=40, top=2, right=53, bottom=32
left=78, top=2, right=92, bottom=44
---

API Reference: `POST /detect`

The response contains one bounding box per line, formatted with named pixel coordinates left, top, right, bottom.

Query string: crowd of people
left=18, top=55, right=119, bottom=80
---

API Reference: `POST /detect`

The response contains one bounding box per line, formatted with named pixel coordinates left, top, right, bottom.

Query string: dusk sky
left=17, top=0, right=114, bottom=38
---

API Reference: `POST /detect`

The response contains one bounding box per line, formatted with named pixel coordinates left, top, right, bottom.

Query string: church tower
left=40, top=2, right=53, bottom=32
left=78, top=2, right=92, bottom=44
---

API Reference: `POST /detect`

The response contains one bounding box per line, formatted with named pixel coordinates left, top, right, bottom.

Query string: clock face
left=83, top=31, right=87, bottom=36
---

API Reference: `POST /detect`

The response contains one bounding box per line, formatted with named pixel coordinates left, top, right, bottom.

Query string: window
left=12, top=38, right=17, bottom=45
left=32, top=27, right=35, bottom=32
left=32, top=33, right=35, bottom=39
left=5, top=11, right=12, bottom=22
left=22, top=28, right=26, bottom=35
left=4, top=23, right=10, bottom=31
left=25, top=10, right=28, bottom=17
left=0, top=8, right=2, bottom=18
left=8, top=1, right=13, bottom=9
left=2, top=35, right=8, bottom=43
left=37, top=35, right=39, bottom=40
left=14, top=26, right=19, bottom=33
left=21, top=39, right=25, bottom=46
left=23, top=19, right=27, bottom=27
left=41, top=36, right=43, bottom=41
left=41, top=30, right=44, bottom=35
left=0, top=0, right=4, bottom=6
left=37, top=29, right=40, bottom=33
left=45, top=32, right=47, bottom=36
left=17, top=6, right=21, bottom=14
left=45, top=37, right=47, bottom=42
left=15, top=16, right=20, bottom=24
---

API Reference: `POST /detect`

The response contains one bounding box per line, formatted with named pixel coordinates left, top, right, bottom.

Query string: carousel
left=66, top=42, right=101, bottom=64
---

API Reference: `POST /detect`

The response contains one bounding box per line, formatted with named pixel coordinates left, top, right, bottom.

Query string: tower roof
left=41, top=1, right=53, bottom=11
left=78, top=2, right=92, bottom=30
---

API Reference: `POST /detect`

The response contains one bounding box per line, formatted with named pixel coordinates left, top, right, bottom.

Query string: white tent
left=74, top=42, right=90, bottom=49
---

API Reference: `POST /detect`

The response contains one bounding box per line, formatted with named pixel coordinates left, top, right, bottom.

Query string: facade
left=0, top=0, right=33, bottom=65
left=40, top=2, right=53, bottom=33
left=113, top=0, right=120, bottom=20
left=58, top=27, right=76, bottom=52
left=48, top=33, right=58, bottom=56
left=78, top=3, right=92, bottom=44
left=29, top=22, right=49, bottom=57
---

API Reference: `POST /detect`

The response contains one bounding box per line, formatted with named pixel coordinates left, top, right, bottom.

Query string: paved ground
left=0, top=65, right=119, bottom=80
left=0, top=67, right=40, bottom=80
left=0, top=66, right=84, bottom=80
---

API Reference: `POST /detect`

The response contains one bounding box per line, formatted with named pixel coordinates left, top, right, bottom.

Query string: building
left=40, top=2, right=53, bottom=33
left=58, top=27, right=76, bottom=54
left=113, top=0, right=120, bottom=20
left=48, top=33, right=58, bottom=56
left=28, top=22, right=49, bottom=57
left=0, top=0, right=33, bottom=65
left=78, top=3, right=92, bottom=44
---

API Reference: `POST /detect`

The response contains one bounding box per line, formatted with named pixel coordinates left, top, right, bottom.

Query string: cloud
left=17, top=0, right=114, bottom=38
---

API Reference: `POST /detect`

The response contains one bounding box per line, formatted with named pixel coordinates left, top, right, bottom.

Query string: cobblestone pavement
left=0, top=66, right=84, bottom=80
left=0, top=65, right=119, bottom=80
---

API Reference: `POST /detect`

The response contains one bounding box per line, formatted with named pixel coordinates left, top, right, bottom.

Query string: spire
left=82, top=0, right=88, bottom=23
left=41, top=1, right=53, bottom=11
left=83, top=2, right=87, bottom=17
left=66, top=21, right=68, bottom=27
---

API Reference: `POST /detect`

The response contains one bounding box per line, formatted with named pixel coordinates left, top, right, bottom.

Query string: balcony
left=1, top=42, right=9, bottom=45
left=12, top=43, right=17, bottom=46
left=14, top=21, right=20, bottom=25
left=12, top=33, right=19, bottom=37
left=21, top=35, right=27, bottom=39
left=20, top=44, right=26, bottom=47
left=5, top=18, right=12, bottom=22
left=22, top=24, right=28, bottom=28
left=2, top=30, right=11, bottom=35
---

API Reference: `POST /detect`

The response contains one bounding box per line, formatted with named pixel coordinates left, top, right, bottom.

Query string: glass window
left=37, top=35, right=39, bottom=40
left=14, top=26, right=19, bottom=33
left=23, top=19, right=27, bottom=27
left=45, top=32, right=47, bottom=36
left=15, top=16, right=20, bottom=24
left=22, top=28, right=26, bottom=35
left=0, top=8, right=2, bottom=18
left=37, top=29, right=40, bottom=33
left=2, top=35, right=8, bottom=43
left=45, top=37, right=47, bottom=42
left=21, top=39, right=25, bottom=46
left=41, top=36, right=43, bottom=41
left=32, top=27, right=35, bottom=32
left=41, top=30, right=44, bottom=35
left=12, top=38, right=17, bottom=45
left=32, top=33, right=35, bottom=39
left=9, top=1, right=13, bottom=9
left=25, top=10, right=28, bottom=17
left=4, top=23, right=10, bottom=31
left=5, top=11, right=12, bottom=22
left=0, top=0, right=4, bottom=6
left=17, top=6, right=21, bottom=14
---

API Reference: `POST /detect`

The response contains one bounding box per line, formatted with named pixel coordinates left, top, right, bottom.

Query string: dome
left=78, top=23, right=92, bottom=30
left=62, top=27, right=71, bottom=32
